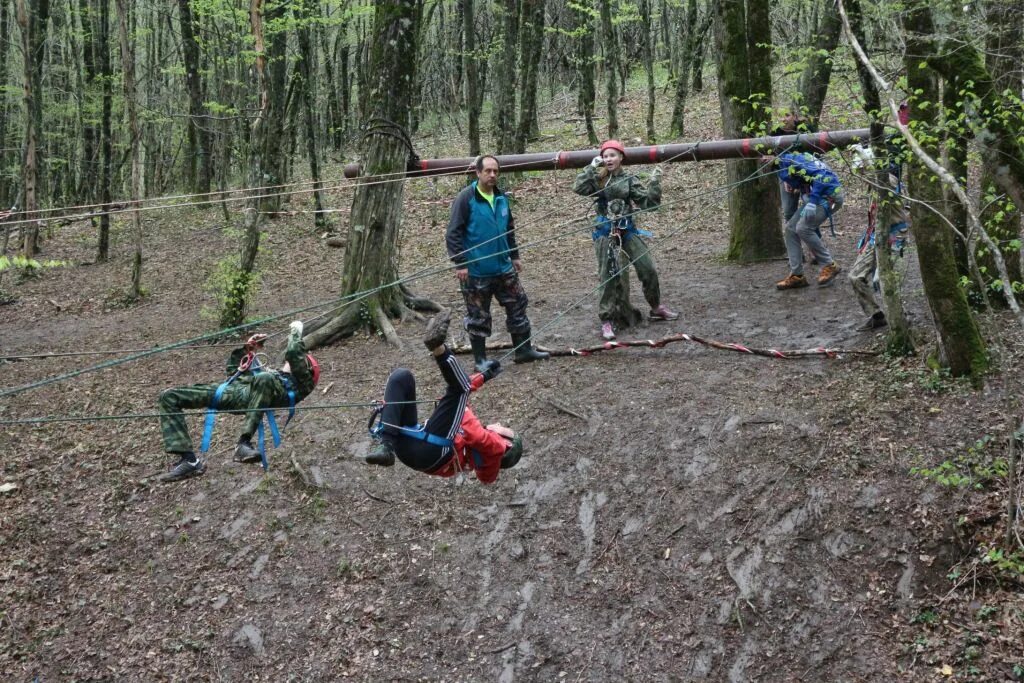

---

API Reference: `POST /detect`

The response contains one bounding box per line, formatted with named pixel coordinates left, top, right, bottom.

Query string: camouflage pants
left=158, top=372, right=290, bottom=453
left=595, top=234, right=661, bottom=325
left=460, top=272, right=531, bottom=338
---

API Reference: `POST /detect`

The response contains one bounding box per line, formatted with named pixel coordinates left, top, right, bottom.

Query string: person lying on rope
left=360, top=309, right=523, bottom=484
left=157, top=320, right=320, bottom=483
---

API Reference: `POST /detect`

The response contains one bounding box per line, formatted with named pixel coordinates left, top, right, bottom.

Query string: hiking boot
left=817, top=262, right=841, bottom=287
left=512, top=331, right=550, bottom=364
left=470, top=335, right=489, bottom=373
left=233, top=440, right=262, bottom=464
left=857, top=312, right=888, bottom=331
left=649, top=304, right=679, bottom=321
left=160, top=455, right=206, bottom=483
left=423, top=310, right=452, bottom=351
left=363, top=441, right=396, bottom=467
left=776, top=273, right=809, bottom=290
left=601, top=322, right=616, bottom=340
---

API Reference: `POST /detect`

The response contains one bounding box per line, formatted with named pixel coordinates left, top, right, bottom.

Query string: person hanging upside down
left=157, top=320, right=320, bottom=482
left=572, top=139, right=678, bottom=341
left=361, top=310, right=523, bottom=484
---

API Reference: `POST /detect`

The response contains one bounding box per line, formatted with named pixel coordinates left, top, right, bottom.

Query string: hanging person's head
left=486, top=423, right=524, bottom=469
left=599, top=139, right=626, bottom=174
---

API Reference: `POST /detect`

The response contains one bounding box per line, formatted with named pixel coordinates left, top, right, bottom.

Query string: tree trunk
left=493, top=0, right=519, bottom=153
left=844, top=0, right=913, bottom=355
left=305, top=0, right=439, bottom=350
left=515, top=0, right=544, bottom=152
left=177, top=0, right=212, bottom=199
left=0, top=0, right=10, bottom=208
left=798, top=0, right=841, bottom=123
left=295, top=0, right=327, bottom=229
left=714, top=0, right=783, bottom=261
left=901, top=0, right=988, bottom=379
left=639, top=0, right=656, bottom=143
left=115, top=0, right=143, bottom=298
left=598, top=0, right=618, bottom=139
left=15, top=0, right=50, bottom=257
left=96, top=0, right=112, bottom=262
left=318, top=13, right=343, bottom=149
left=572, top=0, right=598, bottom=144
left=77, top=0, right=97, bottom=204
left=463, top=0, right=481, bottom=155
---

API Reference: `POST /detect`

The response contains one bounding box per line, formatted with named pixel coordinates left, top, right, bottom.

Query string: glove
left=479, top=359, right=502, bottom=381
left=591, top=156, right=605, bottom=168
left=289, top=320, right=304, bottom=341
left=651, top=166, right=663, bottom=180
left=244, top=333, right=268, bottom=350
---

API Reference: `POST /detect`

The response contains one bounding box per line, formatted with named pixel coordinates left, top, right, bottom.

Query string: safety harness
left=200, top=352, right=296, bottom=471
left=366, top=401, right=454, bottom=448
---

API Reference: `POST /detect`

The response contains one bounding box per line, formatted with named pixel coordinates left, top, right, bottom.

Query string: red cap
left=599, top=139, right=626, bottom=156
left=307, top=354, right=320, bottom=385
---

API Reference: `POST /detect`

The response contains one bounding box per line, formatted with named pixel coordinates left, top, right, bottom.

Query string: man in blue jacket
left=770, top=152, right=844, bottom=290
left=446, top=155, right=549, bottom=371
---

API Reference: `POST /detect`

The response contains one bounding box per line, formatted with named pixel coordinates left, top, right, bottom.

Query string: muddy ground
left=2, top=97, right=1023, bottom=682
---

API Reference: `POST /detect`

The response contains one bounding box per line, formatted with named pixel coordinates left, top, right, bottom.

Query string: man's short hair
left=475, top=154, right=500, bottom=172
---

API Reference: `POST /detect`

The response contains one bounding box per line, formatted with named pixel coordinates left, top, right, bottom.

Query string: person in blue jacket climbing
left=156, top=320, right=319, bottom=482
left=446, top=154, right=549, bottom=372
left=768, top=151, right=845, bottom=290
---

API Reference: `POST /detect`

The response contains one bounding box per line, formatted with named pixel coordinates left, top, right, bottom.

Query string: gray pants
left=785, top=191, right=843, bottom=276
left=849, top=247, right=881, bottom=316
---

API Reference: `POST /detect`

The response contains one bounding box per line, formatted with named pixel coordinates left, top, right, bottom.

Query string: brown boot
left=776, top=273, right=809, bottom=290
left=817, top=263, right=841, bottom=287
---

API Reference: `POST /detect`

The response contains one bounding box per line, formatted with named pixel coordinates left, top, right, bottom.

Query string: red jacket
left=430, top=405, right=508, bottom=484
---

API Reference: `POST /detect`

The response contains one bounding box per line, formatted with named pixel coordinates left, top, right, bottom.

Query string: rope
left=0, top=151, right=765, bottom=390
left=452, top=333, right=878, bottom=360
left=493, top=157, right=788, bottom=366
left=0, top=398, right=437, bottom=427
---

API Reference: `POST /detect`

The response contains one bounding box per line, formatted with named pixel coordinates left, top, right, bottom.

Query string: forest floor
left=2, top=91, right=1023, bottom=682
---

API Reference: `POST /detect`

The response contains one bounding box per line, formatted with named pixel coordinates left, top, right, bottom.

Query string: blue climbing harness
left=367, top=402, right=454, bottom=449
left=200, top=355, right=296, bottom=471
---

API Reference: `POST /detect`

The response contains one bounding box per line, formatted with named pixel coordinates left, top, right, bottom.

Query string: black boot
left=470, top=336, right=489, bottom=373
left=512, top=332, right=550, bottom=364
left=364, top=440, right=396, bottom=467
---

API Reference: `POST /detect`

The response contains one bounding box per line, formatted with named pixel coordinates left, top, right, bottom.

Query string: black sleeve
left=445, top=188, right=472, bottom=265
left=505, top=197, right=520, bottom=260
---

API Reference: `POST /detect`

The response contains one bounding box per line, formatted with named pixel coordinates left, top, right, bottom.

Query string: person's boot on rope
left=447, top=154, right=549, bottom=371
left=511, top=328, right=548, bottom=364
left=573, top=140, right=679, bottom=341
left=157, top=320, right=320, bottom=482
left=362, top=309, right=524, bottom=483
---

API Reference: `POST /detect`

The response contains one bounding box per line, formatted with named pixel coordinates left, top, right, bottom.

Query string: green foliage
left=0, top=255, right=68, bottom=284
left=205, top=258, right=261, bottom=329
left=911, top=435, right=1007, bottom=490
left=981, top=547, right=1024, bottom=576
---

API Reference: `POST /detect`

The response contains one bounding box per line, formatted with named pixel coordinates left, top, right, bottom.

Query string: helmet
left=499, top=434, right=523, bottom=470
left=599, top=139, right=626, bottom=156
left=306, top=354, right=320, bottom=385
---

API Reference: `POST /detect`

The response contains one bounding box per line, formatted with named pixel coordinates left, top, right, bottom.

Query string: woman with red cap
left=573, top=139, right=678, bottom=340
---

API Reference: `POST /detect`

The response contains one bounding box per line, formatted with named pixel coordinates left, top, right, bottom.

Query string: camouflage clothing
left=460, top=272, right=531, bottom=338
left=158, top=336, right=315, bottom=454
left=574, top=165, right=664, bottom=327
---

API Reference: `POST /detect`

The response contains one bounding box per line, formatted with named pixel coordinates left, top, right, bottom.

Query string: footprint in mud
left=498, top=581, right=536, bottom=683
left=575, top=491, right=608, bottom=575
left=463, top=508, right=512, bottom=632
